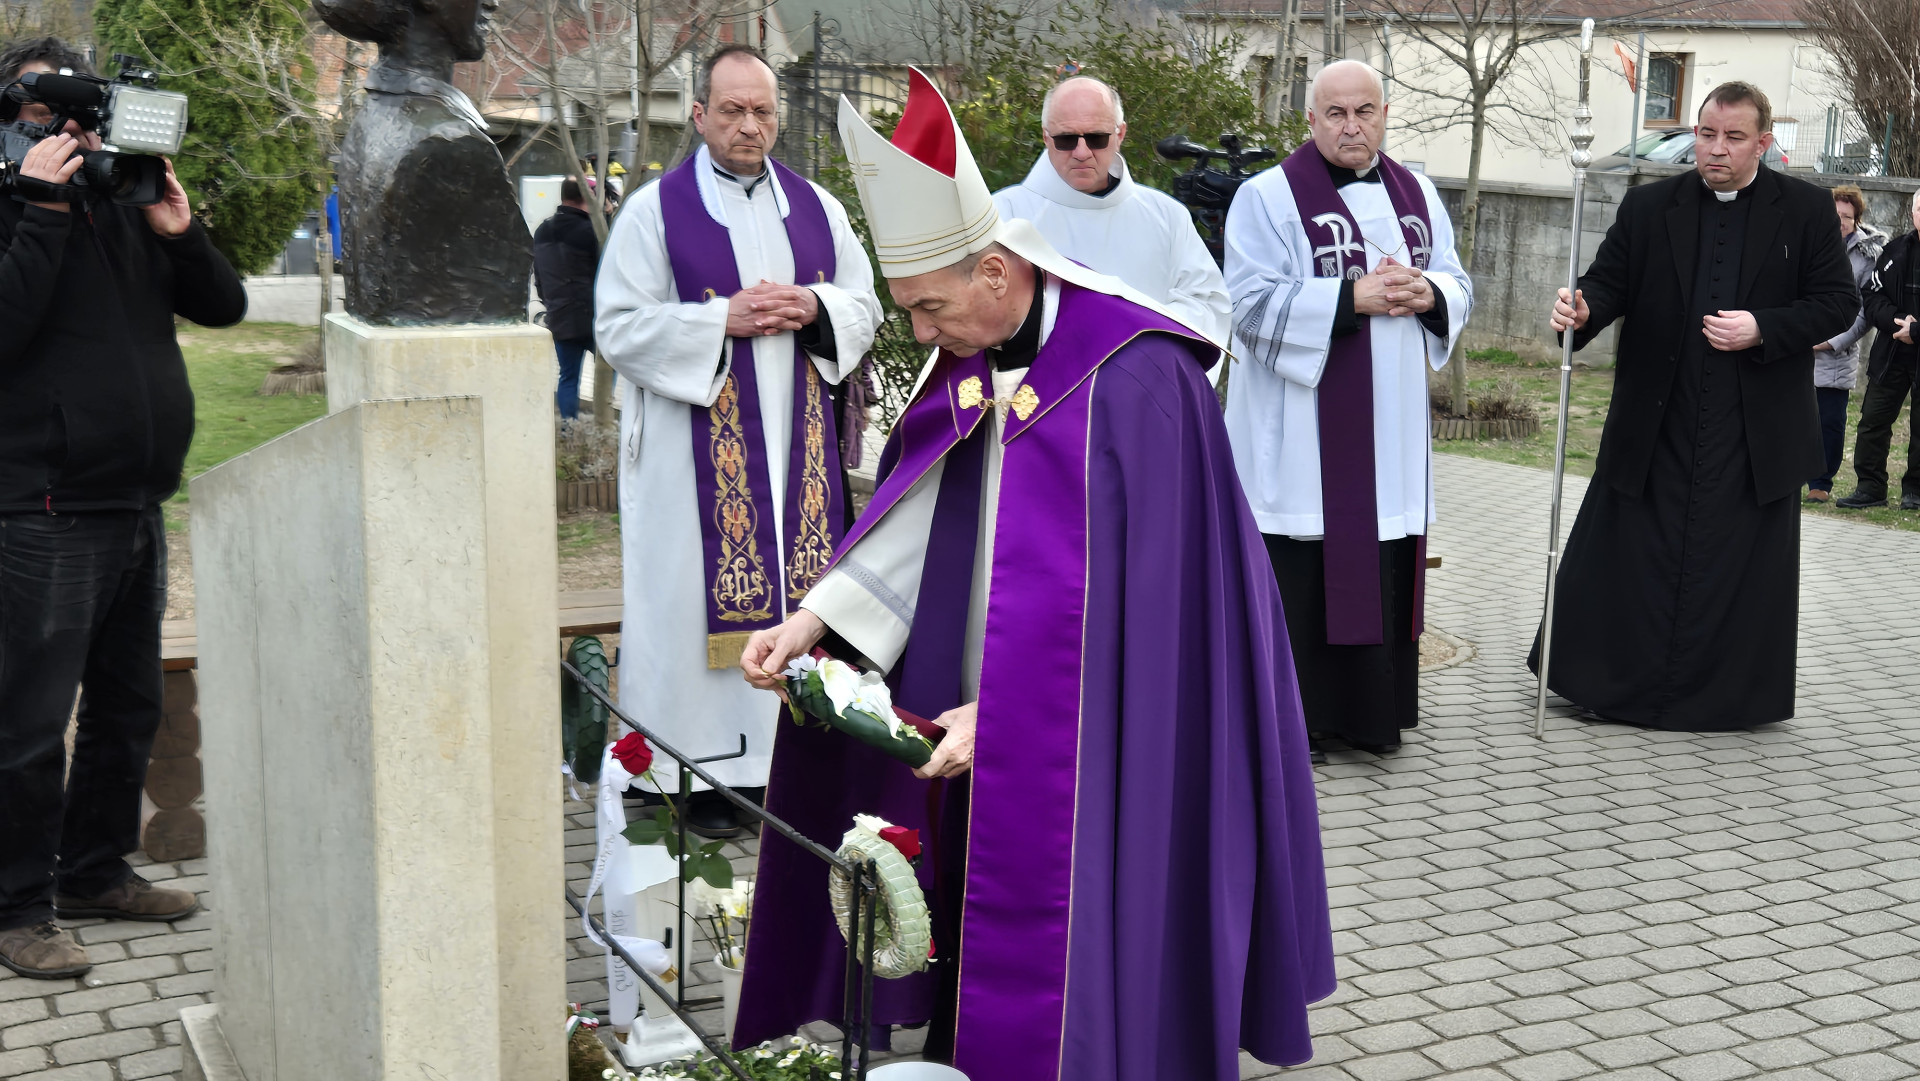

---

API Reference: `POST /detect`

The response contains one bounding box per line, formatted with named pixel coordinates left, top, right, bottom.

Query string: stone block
left=139, top=808, right=206, bottom=863
left=163, top=670, right=198, bottom=718
left=324, top=315, right=563, bottom=1081
left=143, top=758, right=202, bottom=811
left=193, top=397, right=540, bottom=1081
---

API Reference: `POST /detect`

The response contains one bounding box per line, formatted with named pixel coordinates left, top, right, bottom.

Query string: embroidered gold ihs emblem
left=956, top=376, right=1039, bottom=421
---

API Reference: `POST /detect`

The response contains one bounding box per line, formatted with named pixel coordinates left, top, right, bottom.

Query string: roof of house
left=1179, top=0, right=1805, bottom=27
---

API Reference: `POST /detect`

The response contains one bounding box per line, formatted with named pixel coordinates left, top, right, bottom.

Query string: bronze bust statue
left=314, top=0, right=531, bottom=324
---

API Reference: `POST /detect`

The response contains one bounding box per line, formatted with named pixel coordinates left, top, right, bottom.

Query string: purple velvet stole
left=827, top=285, right=1216, bottom=1077
left=1279, top=144, right=1432, bottom=644
left=660, top=155, right=845, bottom=666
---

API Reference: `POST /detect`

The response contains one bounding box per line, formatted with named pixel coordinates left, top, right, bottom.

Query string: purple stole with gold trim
left=1278, top=143, right=1432, bottom=645
left=660, top=155, right=844, bottom=667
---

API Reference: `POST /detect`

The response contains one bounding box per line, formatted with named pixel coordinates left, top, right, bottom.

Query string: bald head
left=1042, top=76, right=1125, bottom=128
left=1309, top=60, right=1385, bottom=113
left=1307, top=60, right=1388, bottom=169
left=1041, top=76, right=1129, bottom=193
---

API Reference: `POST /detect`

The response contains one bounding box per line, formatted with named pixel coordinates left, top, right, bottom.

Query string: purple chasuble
left=735, top=282, right=1335, bottom=1079
left=1279, top=144, right=1433, bottom=645
left=660, top=156, right=845, bottom=666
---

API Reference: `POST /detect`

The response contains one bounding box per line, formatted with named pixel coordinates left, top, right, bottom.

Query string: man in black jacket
left=532, top=177, right=600, bottom=419
left=0, top=37, right=248, bottom=980
left=1836, top=190, right=1920, bottom=510
left=1536, top=81, right=1857, bottom=732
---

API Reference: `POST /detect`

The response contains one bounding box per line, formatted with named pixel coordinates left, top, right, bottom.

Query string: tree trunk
left=1450, top=89, right=1489, bottom=418
left=317, top=224, right=333, bottom=345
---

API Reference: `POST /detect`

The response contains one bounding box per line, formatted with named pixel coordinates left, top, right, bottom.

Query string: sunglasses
left=1050, top=132, right=1113, bottom=151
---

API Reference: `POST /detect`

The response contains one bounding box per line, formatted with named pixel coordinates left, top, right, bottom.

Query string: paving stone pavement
left=6, top=453, right=1917, bottom=1080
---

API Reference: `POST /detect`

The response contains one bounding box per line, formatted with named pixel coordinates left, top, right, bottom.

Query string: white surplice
left=800, top=283, right=1062, bottom=698
left=1221, top=160, right=1471, bottom=540
left=994, top=153, right=1230, bottom=346
left=595, top=145, right=882, bottom=788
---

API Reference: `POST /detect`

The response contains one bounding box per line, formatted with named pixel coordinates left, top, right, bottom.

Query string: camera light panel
left=103, top=86, right=187, bottom=154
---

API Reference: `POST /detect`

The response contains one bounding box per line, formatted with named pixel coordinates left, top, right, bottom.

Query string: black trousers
left=1263, top=534, right=1420, bottom=748
left=1850, top=357, right=1919, bottom=501
left=0, top=507, right=166, bottom=930
left=1812, top=386, right=1849, bottom=491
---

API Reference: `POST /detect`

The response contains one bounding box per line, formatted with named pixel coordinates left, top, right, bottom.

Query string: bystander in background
left=1808, top=184, right=1884, bottom=503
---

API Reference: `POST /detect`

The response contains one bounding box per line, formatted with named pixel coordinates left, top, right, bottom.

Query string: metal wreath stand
left=562, top=654, right=887, bottom=1080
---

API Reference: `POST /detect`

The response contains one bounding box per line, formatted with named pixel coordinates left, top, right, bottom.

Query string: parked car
left=1592, top=129, right=1789, bottom=171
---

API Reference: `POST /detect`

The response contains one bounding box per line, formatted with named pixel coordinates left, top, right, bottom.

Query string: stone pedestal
left=324, top=315, right=564, bottom=1080
left=195, top=397, right=518, bottom=1080
left=192, top=310, right=566, bottom=1081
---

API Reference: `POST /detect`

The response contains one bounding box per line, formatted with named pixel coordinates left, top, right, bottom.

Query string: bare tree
left=488, top=0, right=758, bottom=423
left=1, top=1, right=90, bottom=42
left=1799, top=0, right=1920, bottom=178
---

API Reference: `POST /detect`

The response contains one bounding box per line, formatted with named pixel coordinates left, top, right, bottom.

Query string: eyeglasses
left=1050, top=132, right=1112, bottom=151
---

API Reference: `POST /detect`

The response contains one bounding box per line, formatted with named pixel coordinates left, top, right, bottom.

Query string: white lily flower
left=818, top=658, right=863, bottom=715
left=781, top=654, right=819, bottom=680
left=850, top=673, right=900, bottom=737
left=853, top=813, right=894, bottom=837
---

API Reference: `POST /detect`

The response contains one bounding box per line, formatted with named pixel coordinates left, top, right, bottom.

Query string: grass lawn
left=166, top=322, right=328, bottom=530
left=1433, top=349, right=1920, bottom=534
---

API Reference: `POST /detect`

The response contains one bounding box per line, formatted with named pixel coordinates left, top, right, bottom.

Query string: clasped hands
left=1354, top=256, right=1435, bottom=318
left=740, top=610, right=978, bottom=779
left=726, top=279, right=819, bottom=337
left=1552, top=288, right=1763, bottom=351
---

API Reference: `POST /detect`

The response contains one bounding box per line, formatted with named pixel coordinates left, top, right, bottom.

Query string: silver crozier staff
left=1534, top=17, right=1596, bottom=739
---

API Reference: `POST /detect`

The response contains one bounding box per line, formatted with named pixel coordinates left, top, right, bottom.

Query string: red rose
left=611, top=732, right=653, bottom=775
left=879, top=826, right=921, bottom=860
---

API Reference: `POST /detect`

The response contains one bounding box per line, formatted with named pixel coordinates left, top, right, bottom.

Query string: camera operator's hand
left=20, top=133, right=84, bottom=213
left=143, top=158, right=192, bottom=238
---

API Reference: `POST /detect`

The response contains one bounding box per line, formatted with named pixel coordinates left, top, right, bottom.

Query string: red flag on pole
left=1614, top=42, right=1638, bottom=92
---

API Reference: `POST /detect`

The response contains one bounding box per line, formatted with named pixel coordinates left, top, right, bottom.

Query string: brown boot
left=55, top=875, right=198, bottom=922
left=0, top=922, right=92, bottom=979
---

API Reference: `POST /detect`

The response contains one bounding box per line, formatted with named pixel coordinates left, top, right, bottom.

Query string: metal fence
left=560, top=655, right=885, bottom=1080
left=1819, top=104, right=1886, bottom=176
left=773, top=16, right=908, bottom=182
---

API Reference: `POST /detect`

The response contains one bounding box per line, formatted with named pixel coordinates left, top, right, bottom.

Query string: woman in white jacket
left=1809, top=184, right=1886, bottom=503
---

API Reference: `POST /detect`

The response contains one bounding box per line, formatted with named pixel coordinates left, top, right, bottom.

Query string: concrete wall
left=1429, top=169, right=1920, bottom=361
left=242, top=276, right=344, bottom=326
left=193, top=398, right=504, bottom=1081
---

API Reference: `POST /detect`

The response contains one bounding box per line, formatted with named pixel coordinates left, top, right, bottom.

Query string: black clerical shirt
left=988, top=272, right=1048, bottom=371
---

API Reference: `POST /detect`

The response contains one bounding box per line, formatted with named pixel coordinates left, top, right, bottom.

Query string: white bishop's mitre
left=835, top=68, right=1219, bottom=348
left=836, top=68, right=1000, bottom=279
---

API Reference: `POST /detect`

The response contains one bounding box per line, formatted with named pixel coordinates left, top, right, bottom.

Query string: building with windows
left=1183, top=0, right=1844, bottom=187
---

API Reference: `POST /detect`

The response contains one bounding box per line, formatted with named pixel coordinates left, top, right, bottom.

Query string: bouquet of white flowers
left=781, top=655, right=937, bottom=768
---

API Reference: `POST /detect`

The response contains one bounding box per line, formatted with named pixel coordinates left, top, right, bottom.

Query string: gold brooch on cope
left=956, top=376, right=1039, bottom=421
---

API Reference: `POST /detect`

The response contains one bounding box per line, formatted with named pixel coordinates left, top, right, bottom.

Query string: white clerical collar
left=692, top=144, right=790, bottom=225
left=1355, top=155, right=1379, bottom=179
left=1702, top=172, right=1756, bottom=202
left=1021, top=150, right=1136, bottom=210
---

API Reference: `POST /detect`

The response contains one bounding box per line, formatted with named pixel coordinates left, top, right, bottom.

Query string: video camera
left=1156, top=132, right=1276, bottom=267
left=0, top=54, right=189, bottom=207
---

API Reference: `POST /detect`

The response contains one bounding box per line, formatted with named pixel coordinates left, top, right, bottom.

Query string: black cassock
left=1532, top=169, right=1858, bottom=731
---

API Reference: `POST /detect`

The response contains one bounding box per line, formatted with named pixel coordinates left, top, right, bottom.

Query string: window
left=1288, top=56, right=1309, bottom=112
left=1645, top=54, right=1687, bottom=125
